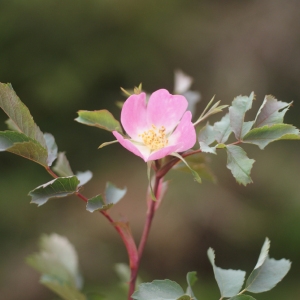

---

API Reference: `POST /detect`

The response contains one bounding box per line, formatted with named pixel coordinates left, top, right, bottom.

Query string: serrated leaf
left=214, top=113, right=232, bottom=144
left=132, top=279, right=186, bottom=300
left=198, top=123, right=216, bottom=153
left=26, top=233, right=83, bottom=290
left=105, top=181, right=127, bottom=205
left=0, top=83, right=47, bottom=147
left=229, top=92, right=254, bottom=140
left=29, top=176, right=80, bottom=206
left=86, top=182, right=126, bottom=212
left=207, top=248, right=246, bottom=297
left=86, top=195, right=108, bottom=212
left=245, top=238, right=291, bottom=293
left=229, top=296, right=256, bottom=300
left=226, top=145, right=255, bottom=186
left=75, top=110, right=122, bottom=133
left=254, top=95, right=291, bottom=128
left=40, top=275, right=86, bottom=300
left=5, top=118, right=21, bottom=131
left=243, top=124, right=300, bottom=149
left=76, top=170, right=93, bottom=186
left=52, top=152, right=74, bottom=177
left=0, top=131, right=48, bottom=166
left=186, top=272, right=197, bottom=299
left=44, top=133, right=58, bottom=166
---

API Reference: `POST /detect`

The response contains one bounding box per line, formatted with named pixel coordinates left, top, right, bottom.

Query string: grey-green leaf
left=29, top=176, right=80, bottom=206
left=226, top=145, right=255, bottom=186
left=40, top=275, right=86, bottom=300
left=198, top=123, right=216, bottom=154
left=52, top=152, right=74, bottom=177
left=76, top=170, right=93, bottom=186
left=132, top=279, right=186, bottom=300
left=243, top=124, right=300, bottom=149
left=44, top=133, right=58, bottom=166
left=245, top=238, right=291, bottom=293
left=207, top=248, right=246, bottom=297
left=186, top=271, right=197, bottom=299
left=105, top=181, right=127, bottom=205
left=229, top=296, right=256, bottom=300
left=26, top=233, right=83, bottom=290
left=214, top=113, right=232, bottom=144
left=86, top=195, right=107, bottom=212
left=229, top=92, right=254, bottom=140
left=0, top=83, right=47, bottom=148
left=75, top=110, right=123, bottom=133
left=254, top=95, right=291, bottom=128
left=0, top=131, right=48, bottom=166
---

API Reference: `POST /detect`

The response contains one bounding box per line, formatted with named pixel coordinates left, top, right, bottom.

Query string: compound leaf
left=226, top=145, right=255, bottom=185
left=29, top=176, right=80, bottom=206
left=207, top=248, right=246, bottom=297
left=214, top=113, right=232, bottom=144
left=75, top=110, right=122, bottom=133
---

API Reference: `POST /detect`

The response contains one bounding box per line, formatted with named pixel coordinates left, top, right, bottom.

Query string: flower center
left=139, top=125, right=168, bottom=151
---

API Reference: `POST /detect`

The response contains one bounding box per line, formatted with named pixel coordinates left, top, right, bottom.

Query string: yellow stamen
left=139, top=125, right=168, bottom=151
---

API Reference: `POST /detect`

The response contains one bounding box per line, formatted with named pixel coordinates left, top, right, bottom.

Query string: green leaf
left=132, top=279, right=186, bottom=300
left=0, top=83, right=47, bottom=147
left=254, top=95, right=291, bottom=128
left=226, top=145, right=255, bottom=186
left=44, top=133, right=58, bottom=166
left=214, top=113, right=232, bottom=144
left=29, top=176, right=80, bottom=206
left=245, top=238, right=291, bottom=293
left=75, top=110, right=123, bottom=133
left=5, top=118, right=21, bottom=131
left=207, top=248, right=246, bottom=297
left=229, top=296, right=256, bottom=300
left=26, top=233, right=83, bottom=290
left=40, top=275, right=86, bottom=300
left=186, top=272, right=197, bottom=299
left=0, top=131, right=48, bottom=166
left=86, top=182, right=127, bottom=212
left=229, top=92, right=254, bottom=140
left=243, top=124, right=300, bottom=149
left=52, top=152, right=74, bottom=177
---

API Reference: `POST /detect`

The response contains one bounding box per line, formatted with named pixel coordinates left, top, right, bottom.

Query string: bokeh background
left=1, top=0, right=300, bottom=299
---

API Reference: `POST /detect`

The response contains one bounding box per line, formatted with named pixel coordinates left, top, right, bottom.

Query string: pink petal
left=147, top=144, right=179, bottom=161
left=113, top=131, right=151, bottom=161
left=121, top=93, right=148, bottom=139
left=147, top=89, right=188, bottom=132
left=168, top=111, right=196, bottom=152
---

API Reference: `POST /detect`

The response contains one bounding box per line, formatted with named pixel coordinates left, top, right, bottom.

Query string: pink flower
left=113, top=89, right=196, bottom=162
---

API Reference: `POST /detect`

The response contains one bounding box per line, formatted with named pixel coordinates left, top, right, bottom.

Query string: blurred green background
left=1, top=0, right=300, bottom=299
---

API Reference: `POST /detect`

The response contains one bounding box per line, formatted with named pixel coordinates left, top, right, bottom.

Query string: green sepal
left=75, top=109, right=123, bottom=133
left=171, top=152, right=201, bottom=183
left=29, top=176, right=80, bottom=206
left=0, top=130, right=48, bottom=166
left=86, top=182, right=127, bottom=212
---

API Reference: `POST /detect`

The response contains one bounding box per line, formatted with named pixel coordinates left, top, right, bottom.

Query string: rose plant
left=0, top=71, right=298, bottom=300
